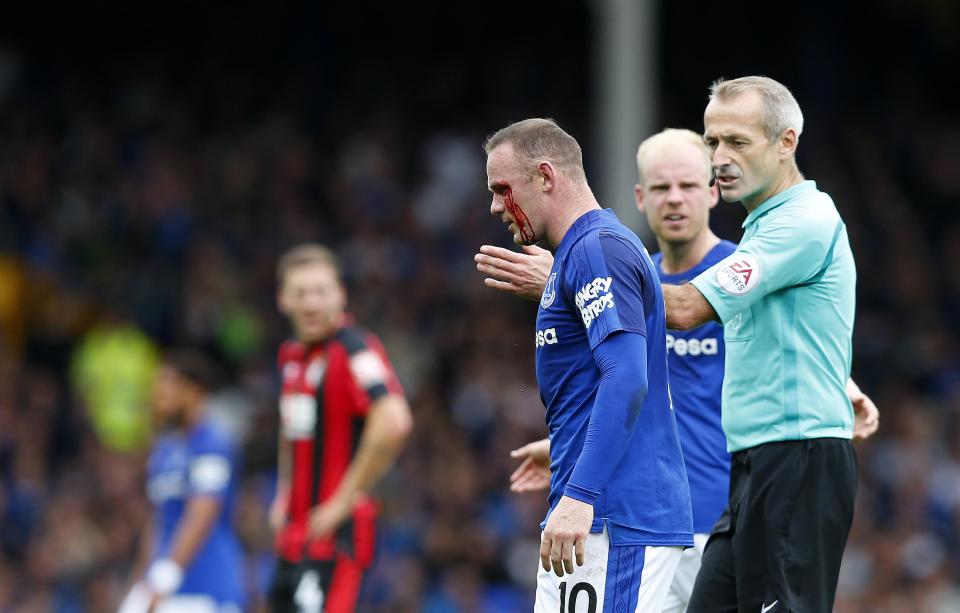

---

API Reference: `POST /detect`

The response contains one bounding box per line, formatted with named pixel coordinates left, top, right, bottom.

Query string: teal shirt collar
left=742, top=180, right=817, bottom=229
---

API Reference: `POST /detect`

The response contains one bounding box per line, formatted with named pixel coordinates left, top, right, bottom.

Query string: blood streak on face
left=503, top=187, right=536, bottom=244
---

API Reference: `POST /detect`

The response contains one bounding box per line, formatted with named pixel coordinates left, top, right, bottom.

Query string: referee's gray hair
left=710, top=76, right=804, bottom=142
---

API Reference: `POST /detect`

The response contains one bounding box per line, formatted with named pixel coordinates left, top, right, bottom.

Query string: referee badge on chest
left=541, top=272, right=558, bottom=309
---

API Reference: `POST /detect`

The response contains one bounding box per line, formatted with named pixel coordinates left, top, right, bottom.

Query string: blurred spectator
left=70, top=310, right=159, bottom=452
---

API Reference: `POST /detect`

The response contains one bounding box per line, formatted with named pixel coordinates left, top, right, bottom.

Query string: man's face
left=635, top=143, right=718, bottom=245
left=151, top=365, right=189, bottom=426
left=278, top=262, right=346, bottom=343
left=486, top=144, right=542, bottom=246
left=703, top=91, right=781, bottom=207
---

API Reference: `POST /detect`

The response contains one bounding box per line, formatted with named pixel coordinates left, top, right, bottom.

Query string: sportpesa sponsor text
left=537, top=328, right=718, bottom=356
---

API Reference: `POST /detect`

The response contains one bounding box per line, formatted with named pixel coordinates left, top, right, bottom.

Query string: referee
left=663, top=76, right=879, bottom=612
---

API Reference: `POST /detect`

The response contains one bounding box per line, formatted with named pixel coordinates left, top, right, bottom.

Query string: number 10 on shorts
left=559, top=581, right=597, bottom=613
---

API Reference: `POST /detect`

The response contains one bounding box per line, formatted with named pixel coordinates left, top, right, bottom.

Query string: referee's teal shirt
left=690, top=181, right=856, bottom=452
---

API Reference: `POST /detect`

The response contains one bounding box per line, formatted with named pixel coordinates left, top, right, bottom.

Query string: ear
left=536, top=161, right=556, bottom=191
left=778, top=128, right=799, bottom=159
left=708, top=181, right=720, bottom=209
left=634, top=184, right=646, bottom=213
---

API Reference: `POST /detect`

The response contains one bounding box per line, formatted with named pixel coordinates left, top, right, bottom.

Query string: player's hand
left=541, top=495, right=593, bottom=577
left=510, top=439, right=551, bottom=493
left=307, top=495, right=353, bottom=541
left=475, top=244, right=554, bottom=301
left=146, top=592, right=162, bottom=613
left=117, top=582, right=153, bottom=613
left=850, top=386, right=879, bottom=441
left=269, top=493, right=289, bottom=532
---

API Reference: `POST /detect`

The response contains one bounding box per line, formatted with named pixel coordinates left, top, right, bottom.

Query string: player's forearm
left=141, top=497, right=220, bottom=597
left=566, top=332, right=648, bottom=504
left=130, top=514, right=155, bottom=581
left=329, top=394, right=412, bottom=504
left=276, top=429, right=291, bottom=494
left=662, top=283, right=718, bottom=330
left=165, top=496, right=222, bottom=569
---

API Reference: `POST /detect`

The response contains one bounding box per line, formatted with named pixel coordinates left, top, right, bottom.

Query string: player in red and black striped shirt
left=268, top=244, right=413, bottom=613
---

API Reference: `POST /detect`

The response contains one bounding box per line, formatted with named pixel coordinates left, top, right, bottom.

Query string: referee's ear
left=777, top=127, right=799, bottom=160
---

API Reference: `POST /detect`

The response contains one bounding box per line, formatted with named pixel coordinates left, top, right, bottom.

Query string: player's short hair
left=635, top=128, right=712, bottom=186
left=710, top=76, right=804, bottom=142
left=162, top=348, right=223, bottom=392
left=483, top=118, right=587, bottom=182
left=276, top=243, right=341, bottom=287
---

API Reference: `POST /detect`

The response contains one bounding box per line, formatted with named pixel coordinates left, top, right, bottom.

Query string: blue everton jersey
left=654, top=240, right=736, bottom=533
left=147, top=418, right=245, bottom=605
left=535, top=208, right=693, bottom=546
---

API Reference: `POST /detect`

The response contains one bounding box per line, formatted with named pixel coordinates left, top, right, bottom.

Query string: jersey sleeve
left=565, top=231, right=648, bottom=349
left=690, top=210, right=844, bottom=324
left=337, top=328, right=404, bottom=415
left=187, top=427, right=235, bottom=499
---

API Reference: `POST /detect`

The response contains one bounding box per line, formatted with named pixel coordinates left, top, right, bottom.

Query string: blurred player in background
left=495, top=127, right=733, bottom=612
left=120, top=349, right=245, bottom=613
left=485, top=118, right=693, bottom=611
left=269, top=244, right=412, bottom=613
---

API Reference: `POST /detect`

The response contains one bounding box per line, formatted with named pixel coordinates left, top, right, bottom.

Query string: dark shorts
left=268, top=554, right=369, bottom=613
left=688, top=438, right=858, bottom=613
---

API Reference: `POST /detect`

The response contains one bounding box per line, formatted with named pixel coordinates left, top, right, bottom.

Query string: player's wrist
left=145, top=558, right=183, bottom=596
left=563, top=483, right=600, bottom=506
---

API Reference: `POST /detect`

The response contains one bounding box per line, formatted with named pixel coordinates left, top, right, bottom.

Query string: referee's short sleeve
left=691, top=209, right=842, bottom=325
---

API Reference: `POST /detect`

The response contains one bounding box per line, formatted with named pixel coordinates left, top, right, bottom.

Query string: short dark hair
left=483, top=118, right=586, bottom=182
left=162, top=348, right=224, bottom=391
left=276, top=243, right=341, bottom=287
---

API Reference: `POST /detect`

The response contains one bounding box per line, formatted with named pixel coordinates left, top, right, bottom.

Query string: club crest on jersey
left=540, top=272, right=558, bottom=309
left=716, top=255, right=761, bottom=295
left=305, top=357, right=327, bottom=388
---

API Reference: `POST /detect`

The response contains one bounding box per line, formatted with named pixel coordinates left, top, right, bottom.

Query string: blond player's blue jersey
left=655, top=240, right=736, bottom=533
left=535, top=208, right=692, bottom=547
left=691, top=181, right=856, bottom=452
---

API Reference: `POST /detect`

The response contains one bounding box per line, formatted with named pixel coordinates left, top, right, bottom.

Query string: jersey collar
left=555, top=208, right=616, bottom=261
left=742, top=180, right=817, bottom=229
